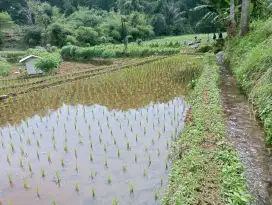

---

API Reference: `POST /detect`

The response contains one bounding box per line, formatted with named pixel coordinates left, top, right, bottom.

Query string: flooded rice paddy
left=0, top=57, right=193, bottom=205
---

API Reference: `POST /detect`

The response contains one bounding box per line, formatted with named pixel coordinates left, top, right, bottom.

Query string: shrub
left=102, top=50, right=116, bottom=58
left=65, top=35, right=78, bottom=45
left=75, top=27, right=99, bottom=46
left=136, top=38, right=142, bottom=46
left=35, top=53, right=62, bottom=73
left=0, top=60, right=11, bottom=76
left=61, top=45, right=77, bottom=60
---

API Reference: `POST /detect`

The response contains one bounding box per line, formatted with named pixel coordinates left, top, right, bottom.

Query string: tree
left=0, top=12, right=13, bottom=29
left=228, top=0, right=236, bottom=36
left=240, top=0, right=251, bottom=36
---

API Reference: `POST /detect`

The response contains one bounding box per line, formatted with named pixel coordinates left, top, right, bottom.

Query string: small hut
left=19, top=55, right=42, bottom=75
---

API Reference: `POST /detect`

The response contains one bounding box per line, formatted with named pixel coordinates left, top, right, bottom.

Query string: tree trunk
left=240, top=0, right=251, bottom=36
left=228, top=0, right=236, bottom=36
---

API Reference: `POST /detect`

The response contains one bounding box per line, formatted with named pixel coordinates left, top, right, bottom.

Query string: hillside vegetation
left=224, top=17, right=272, bottom=144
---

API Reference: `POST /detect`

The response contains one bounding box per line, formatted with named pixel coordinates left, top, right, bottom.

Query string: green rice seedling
left=122, top=164, right=127, bottom=172
left=152, top=136, right=155, bottom=144
left=104, top=144, right=107, bottom=152
left=8, top=173, right=12, bottom=184
left=47, top=153, right=51, bottom=163
left=74, top=149, right=77, bottom=158
left=107, top=173, right=111, bottom=184
left=52, top=199, right=57, bottom=205
left=78, top=138, right=83, bottom=144
left=36, top=150, right=40, bottom=160
left=163, top=124, right=166, bottom=132
left=19, top=157, right=23, bottom=168
left=148, top=154, right=151, bottom=166
left=165, top=160, right=168, bottom=170
left=89, top=170, right=94, bottom=180
left=134, top=153, right=137, bottom=162
left=6, top=154, right=10, bottom=164
left=143, top=169, right=147, bottom=177
left=92, top=186, right=95, bottom=198
left=24, top=178, right=29, bottom=189
left=64, top=144, right=68, bottom=152
left=110, top=128, right=113, bottom=136
left=41, top=168, right=45, bottom=178
left=53, top=140, right=57, bottom=150
left=117, top=148, right=120, bottom=158
left=99, top=135, right=102, bottom=143
left=144, top=127, right=146, bottom=135
left=28, top=161, right=32, bottom=172
left=112, top=197, right=118, bottom=205
left=157, top=148, right=160, bottom=156
left=126, top=140, right=130, bottom=151
left=90, top=152, right=93, bottom=161
left=56, top=172, right=61, bottom=184
left=61, top=158, right=65, bottom=167
left=135, top=134, right=138, bottom=142
left=7, top=201, right=12, bottom=205
left=9, top=141, right=15, bottom=153
left=20, top=146, right=24, bottom=156
left=166, top=139, right=169, bottom=148
left=114, top=137, right=117, bottom=144
left=36, top=185, right=40, bottom=198
left=154, top=190, right=159, bottom=200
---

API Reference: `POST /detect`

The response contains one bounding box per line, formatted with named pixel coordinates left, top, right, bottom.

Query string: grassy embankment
left=224, top=17, right=272, bottom=144
left=163, top=54, right=250, bottom=205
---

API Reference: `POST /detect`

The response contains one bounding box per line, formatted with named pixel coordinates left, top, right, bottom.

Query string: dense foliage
left=35, top=52, right=61, bottom=73
left=0, top=58, right=11, bottom=76
left=225, top=17, right=272, bottom=144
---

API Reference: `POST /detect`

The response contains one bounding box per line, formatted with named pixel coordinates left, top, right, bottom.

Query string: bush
left=65, top=35, right=78, bottom=45
left=35, top=53, right=62, bottom=73
left=0, top=60, right=11, bottom=76
left=102, top=50, right=116, bottom=58
left=197, top=44, right=213, bottom=53
left=75, top=27, right=99, bottom=46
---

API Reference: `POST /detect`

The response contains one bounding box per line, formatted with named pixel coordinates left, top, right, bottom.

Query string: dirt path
left=217, top=52, right=272, bottom=205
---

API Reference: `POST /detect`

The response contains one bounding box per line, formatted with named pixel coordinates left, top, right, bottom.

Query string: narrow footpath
left=217, top=52, right=272, bottom=205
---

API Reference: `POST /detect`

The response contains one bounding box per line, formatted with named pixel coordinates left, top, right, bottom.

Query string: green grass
left=224, top=17, right=272, bottom=144
left=163, top=54, right=249, bottom=205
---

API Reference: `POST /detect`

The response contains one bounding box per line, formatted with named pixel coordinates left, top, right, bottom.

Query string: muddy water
left=217, top=52, right=272, bottom=205
left=0, top=59, right=190, bottom=205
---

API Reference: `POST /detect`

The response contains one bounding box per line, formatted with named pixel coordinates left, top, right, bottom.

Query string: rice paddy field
left=0, top=55, right=202, bottom=205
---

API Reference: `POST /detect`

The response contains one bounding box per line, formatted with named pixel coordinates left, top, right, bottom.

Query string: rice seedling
left=41, top=168, right=45, bottom=178
left=148, top=154, right=151, bottom=166
left=75, top=162, right=79, bottom=172
left=166, top=139, right=169, bottom=148
left=112, top=197, right=118, bottom=205
left=74, top=148, right=78, bottom=158
left=90, top=140, right=93, bottom=149
left=90, top=152, right=93, bottom=161
left=122, top=164, right=127, bottom=172
left=104, top=143, right=107, bottom=152
left=89, top=170, right=94, bottom=180
left=8, top=173, right=12, bottom=184
left=64, top=144, right=68, bottom=152
left=157, top=148, right=160, bottom=156
left=47, top=153, right=51, bottom=163
left=54, top=171, right=61, bottom=185
left=152, top=136, right=155, bottom=144
left=145, top=145, right=148, bottom=152
left=154, top=190, right=159, bottom=200
left=19, top=157, right=23, bottom=168
left=143, top=169, right=147, bottom=177
left=26, top=136, right=31, bottom=145
left=117, top=148, right=120, bottom=158
left=24, top=178, right=29, bottom=189
left=36, top=185, right=40, bottom=198
left=9, top=141, right=15, bottom=153
left=129, top=183, right=134, bottom=193
left=6, top=154, right=11, bottom=164
left=134, top=153, right=137, bottom=162
left=99, top=135, right=102, bottom=143
left=135, top=134, right=138, bottom=142
left=28, top=161, right=32, bottom=172
left=165, top=160, right=168, bottom=170
left=92, top=185, right=95, bottom=198
left=36, top=150, right=40, bottom=160
left=107, top=173, right=111, bottom=184
left=114, top=137, right=117, bottom=144
left=61, top=157, right=65, bottom=167
left=126, top=140, right=130, bottom=150
left=7, top=201, right=12, bottom=205
left=52, top=199, right=57, bottom=205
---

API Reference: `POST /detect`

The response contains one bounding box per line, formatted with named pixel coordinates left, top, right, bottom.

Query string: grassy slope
left=163, top=54, right=249, bottom=205
left=224, top=17, right=272, bottom=144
